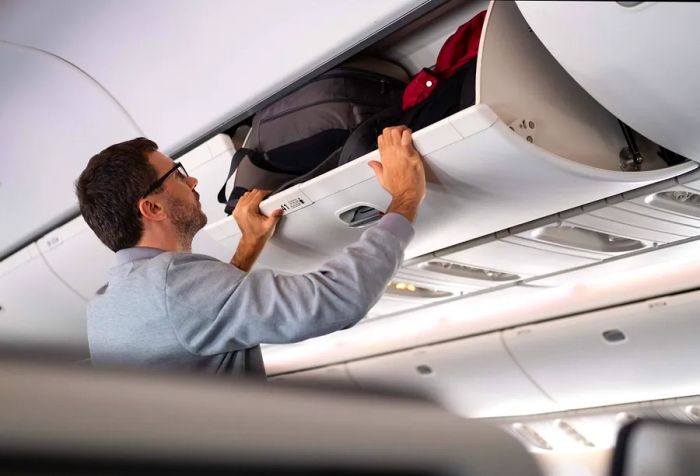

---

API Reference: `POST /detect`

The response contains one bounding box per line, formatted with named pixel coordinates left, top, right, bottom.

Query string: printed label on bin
left=260, top=188, right=314, bottom=216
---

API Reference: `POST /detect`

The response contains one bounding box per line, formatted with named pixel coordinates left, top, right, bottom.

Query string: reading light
left=385, top=281, right=453, bottom=299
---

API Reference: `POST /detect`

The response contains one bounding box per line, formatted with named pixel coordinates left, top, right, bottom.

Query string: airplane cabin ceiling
left=0, top=0, right=426, bottom=257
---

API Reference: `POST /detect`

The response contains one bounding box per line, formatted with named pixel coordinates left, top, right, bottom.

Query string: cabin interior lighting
left=385, top=281, right=452, bottom=299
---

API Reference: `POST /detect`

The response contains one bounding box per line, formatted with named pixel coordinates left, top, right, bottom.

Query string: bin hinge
left=618, top=120, right=644, bottom=171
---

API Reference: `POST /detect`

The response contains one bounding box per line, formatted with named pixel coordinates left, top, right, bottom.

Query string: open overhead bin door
left=207, top=0, right=696, bottom=274
left=516, top=1, right=700, bottom=162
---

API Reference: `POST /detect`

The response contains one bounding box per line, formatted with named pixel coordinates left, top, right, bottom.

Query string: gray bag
left=218, top=57, right=408, bottom=214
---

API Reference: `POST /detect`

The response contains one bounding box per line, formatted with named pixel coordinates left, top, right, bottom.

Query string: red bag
left=402, top=10, right=486, bottom=111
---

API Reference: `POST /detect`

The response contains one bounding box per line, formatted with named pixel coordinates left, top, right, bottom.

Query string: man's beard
left=166, top=195, right=207, bottom=251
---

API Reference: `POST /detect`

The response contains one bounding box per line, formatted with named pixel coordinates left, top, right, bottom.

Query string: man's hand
left=231, top=189, right=282, bottom=271
left=368, top=126, right=426, bottom=223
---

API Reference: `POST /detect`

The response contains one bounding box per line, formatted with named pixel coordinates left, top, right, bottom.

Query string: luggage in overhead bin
left=217, top=57, right=409, bottom=214
left=272, top=10, right=486, bottom=192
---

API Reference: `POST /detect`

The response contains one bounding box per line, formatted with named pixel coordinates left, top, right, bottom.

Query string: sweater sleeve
left=164, top=213, right=414, bottom=355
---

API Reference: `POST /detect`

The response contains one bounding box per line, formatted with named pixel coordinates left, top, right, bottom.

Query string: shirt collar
left=115, top=246, right=165, bottom=265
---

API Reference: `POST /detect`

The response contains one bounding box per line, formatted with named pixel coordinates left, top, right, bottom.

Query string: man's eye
left=176, top=171, right=187, bottom=180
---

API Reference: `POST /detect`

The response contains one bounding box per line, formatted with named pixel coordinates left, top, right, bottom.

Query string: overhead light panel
left=530, top=224, right=645, bottom=253
left=419, top=260, right=520, bottom=282
left=385, top=281, right=452, bottom=299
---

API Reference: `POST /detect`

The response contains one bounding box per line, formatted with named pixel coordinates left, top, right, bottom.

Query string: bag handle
left=217, top=148, right=255, bottom=204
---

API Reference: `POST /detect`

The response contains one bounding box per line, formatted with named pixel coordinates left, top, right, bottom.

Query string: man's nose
left=187, top=176, right=198, bottom=189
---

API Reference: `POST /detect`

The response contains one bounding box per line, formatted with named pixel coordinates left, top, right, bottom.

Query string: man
left=76, top=126, right=425, bottom=376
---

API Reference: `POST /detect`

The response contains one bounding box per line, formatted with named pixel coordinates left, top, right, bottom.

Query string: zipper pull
left=380, top=79, right=387, bottom=95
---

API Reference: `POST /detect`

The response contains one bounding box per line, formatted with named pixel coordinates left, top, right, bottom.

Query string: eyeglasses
left=142, top=162, right=188, bottom=197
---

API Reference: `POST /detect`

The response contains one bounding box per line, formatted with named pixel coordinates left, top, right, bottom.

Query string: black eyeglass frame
left=142, top=162, right=188, bottom=198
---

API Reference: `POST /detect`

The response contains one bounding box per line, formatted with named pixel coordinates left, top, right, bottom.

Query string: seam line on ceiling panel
left=0, top=40, right=144, bottom=135
left=498, top=331, right=557, bottom=403
left=37, top=250, right=88, bottom=303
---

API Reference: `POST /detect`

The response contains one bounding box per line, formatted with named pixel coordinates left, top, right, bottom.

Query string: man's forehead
left=147, top=150, right=175, bottom=173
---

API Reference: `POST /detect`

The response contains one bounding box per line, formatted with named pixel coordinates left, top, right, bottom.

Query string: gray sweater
left=87, top=213, right=414, bottom=377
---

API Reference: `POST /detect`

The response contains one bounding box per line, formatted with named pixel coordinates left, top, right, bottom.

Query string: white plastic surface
left=0, top=0, right=425, bottom=154
left=395, top=263, right=490, bottom=292
left=583, top=206, right=700, bottom=239
left=437, top=238, right=599, bottom=278
left=553, top=214, right=674, bottom=248
left=531, top=235, right=700, bottom=288
left=516, top=1, right=700, bottom=161
left=269, top=364, right=357, bottom=388
left=347, top=332, right=557, bottom=417
left=38, top=217, right=114, bottom=300
left=0, top=244, right=88, bottom=353
left=504, top=289, right=700, bottom=409
left=615, top=199, right=700, bottom=230
left=0, top=42, right=141, bottom=257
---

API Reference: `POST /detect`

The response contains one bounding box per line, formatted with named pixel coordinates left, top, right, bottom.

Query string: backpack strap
left=217, top=148, right=259, bottom=214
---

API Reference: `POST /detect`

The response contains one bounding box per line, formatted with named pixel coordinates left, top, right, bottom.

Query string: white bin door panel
left=0, top=245, right=87, bottom=353
left=516, top=1, right=700, bottom=161
left=503, top=289, right=700, bottom=409
left=347, top=332, right=558, bottom=418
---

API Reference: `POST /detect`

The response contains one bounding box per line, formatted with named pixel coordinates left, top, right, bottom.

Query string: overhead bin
left=503, top=289, right=700, bottom=410
left=0, top=244, right=87, bottom=353
left=207, top=0, right=695, bottom=274
left=515, top=1, right=700, bottom=162
left=346, top=332, right=558, bottom=418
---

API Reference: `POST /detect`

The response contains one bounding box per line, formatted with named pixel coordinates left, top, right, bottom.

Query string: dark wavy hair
left=75, top=138, right=159, bottom=252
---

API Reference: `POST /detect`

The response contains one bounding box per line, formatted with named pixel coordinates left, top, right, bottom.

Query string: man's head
left=76, top=138, right=207, bottom=252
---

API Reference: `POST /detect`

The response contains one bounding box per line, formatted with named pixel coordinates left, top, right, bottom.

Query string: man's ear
left=138, top=196, right=167, bottom=222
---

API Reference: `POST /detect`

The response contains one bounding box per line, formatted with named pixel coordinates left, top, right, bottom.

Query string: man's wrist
left=387, top=193, right=421, bottom=223
left=231, top=234, right=265, bottom=271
